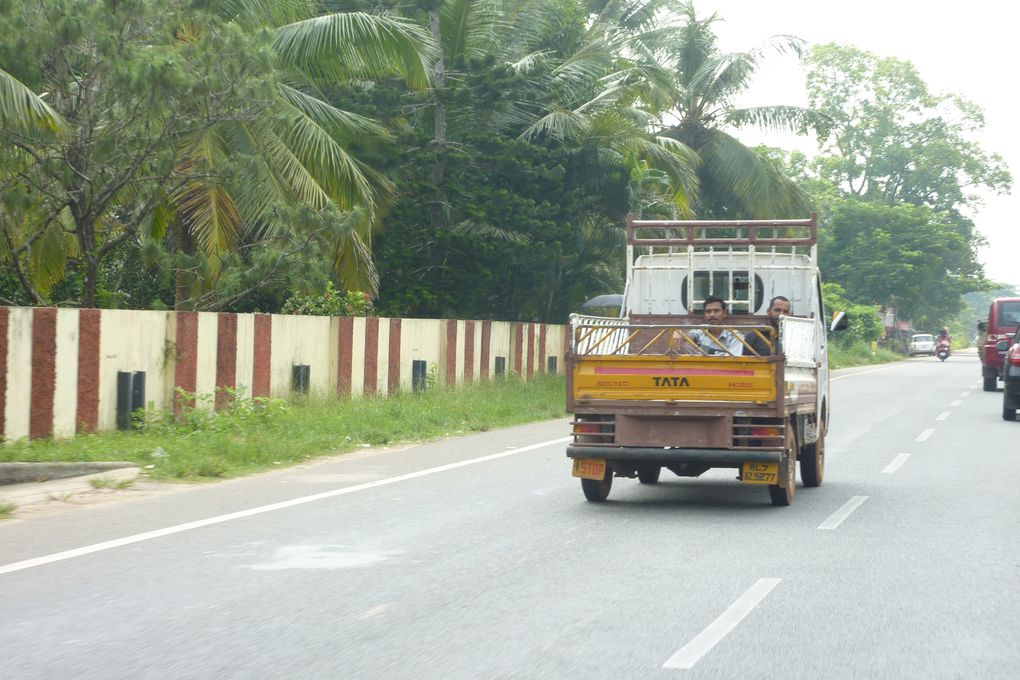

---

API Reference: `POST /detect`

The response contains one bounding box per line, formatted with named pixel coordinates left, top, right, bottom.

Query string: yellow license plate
left=741, top=462, right=779, bottom=484
left=572, top=458, right=607, bottom=480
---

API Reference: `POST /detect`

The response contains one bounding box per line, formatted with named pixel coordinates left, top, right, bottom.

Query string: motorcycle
left=936, top=338, right=951, bottom=361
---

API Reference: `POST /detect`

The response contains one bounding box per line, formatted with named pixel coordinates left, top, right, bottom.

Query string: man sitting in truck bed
left=681, top=296, right=744, bottom=356
left=743, top=295, right=791, bottom=357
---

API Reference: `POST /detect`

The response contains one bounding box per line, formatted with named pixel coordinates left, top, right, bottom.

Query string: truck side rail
left=626, top=213, right=817, bottom=247
left=570, top=314, right=777, bottom=358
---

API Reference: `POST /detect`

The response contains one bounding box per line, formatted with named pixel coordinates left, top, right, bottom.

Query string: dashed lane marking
left=662, top=578, right=781, bottom=670
left=818, top=496, right=869, bottom=530
left=916, top=428, right=934, bottom=442
left=936, top=412, right=950, bottom=421
left=882, top=454, right=911, bottom=474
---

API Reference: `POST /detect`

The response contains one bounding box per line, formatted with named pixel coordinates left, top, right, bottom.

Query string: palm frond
left=28, top=216, right=74, bottom=295
left=275, top=104, right=392, bottom=212
left=449, top=220, right=532, bottom=244
left=0, top=67, right=63, bottom=133
left=507, top=49, right=554, bottom=75
left=274, top=12, right=435, bottom=91
left=728, top=105, right=829, bottom=135
left=700, top=129, right=811, bottom=218
left=278, top=83, right=393, bottom=145
left=195, top=0, right=316, bottom=28
left=327, top=208, right=379, bottom=297
left=441, top=0, right=501, bottom=65
left=518, top=109, right=588, bottom=142
left=177, top=180, right=243, bottom=257
left=256, top=125, right=334, bottom=209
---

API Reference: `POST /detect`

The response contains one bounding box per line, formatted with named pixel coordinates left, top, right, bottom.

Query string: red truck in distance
left=978, top=297, right=1020, bottom=391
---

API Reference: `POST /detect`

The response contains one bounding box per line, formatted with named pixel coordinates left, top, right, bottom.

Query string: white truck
left=566, top=214, right=846, bottom=506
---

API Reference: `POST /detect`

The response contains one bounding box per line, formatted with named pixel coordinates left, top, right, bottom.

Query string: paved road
left=2, top=354, right=1018, bottom=679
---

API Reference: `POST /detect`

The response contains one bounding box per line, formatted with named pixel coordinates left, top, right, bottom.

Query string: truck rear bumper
left=566, top=445, right=782, bottom=464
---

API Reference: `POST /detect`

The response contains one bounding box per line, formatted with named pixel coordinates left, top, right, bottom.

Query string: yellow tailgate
left=573, top=355, right=776, bottom=402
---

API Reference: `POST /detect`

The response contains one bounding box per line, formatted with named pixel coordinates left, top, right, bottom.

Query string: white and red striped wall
left=0, top=307, right=566, bottom=442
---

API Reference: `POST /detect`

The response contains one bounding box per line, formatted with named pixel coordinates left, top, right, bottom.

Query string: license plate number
left=742, top=462, right=779, bottom=484
left=572, top=458, right=607, bottom=480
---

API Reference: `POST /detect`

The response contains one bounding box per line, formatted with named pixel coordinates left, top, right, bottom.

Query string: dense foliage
left=1, top=2, right=1011, bottom=330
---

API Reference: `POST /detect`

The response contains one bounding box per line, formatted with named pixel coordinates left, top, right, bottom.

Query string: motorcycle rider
left=936, top=327, right=952, bottom=357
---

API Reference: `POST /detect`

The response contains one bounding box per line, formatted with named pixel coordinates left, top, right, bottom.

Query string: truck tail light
left=574, top=423, right=599, bottom=433
left=1011, top=348, right=1020, bottom=367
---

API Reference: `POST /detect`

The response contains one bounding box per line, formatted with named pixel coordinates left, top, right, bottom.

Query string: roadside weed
left=1, top=375, right=566, bottom=481
left=89, top=478, right=135, bottom=490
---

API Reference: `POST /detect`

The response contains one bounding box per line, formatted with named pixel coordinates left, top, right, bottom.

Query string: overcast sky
left=694, top=0, right=1019, bottom=289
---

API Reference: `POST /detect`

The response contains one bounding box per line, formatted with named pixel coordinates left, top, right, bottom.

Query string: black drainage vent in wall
left=547, top=356, right=558, bottom=374
left=292, top=365, right=311, bottom=394
left=116, top=371, right=146, bottom=430
left=412, top=360, right=427, bottom=392
left=494, top=356, right=506, bottom=378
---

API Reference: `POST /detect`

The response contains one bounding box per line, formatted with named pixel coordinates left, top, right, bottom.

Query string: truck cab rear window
left=681, top=271, right=764, bottom=314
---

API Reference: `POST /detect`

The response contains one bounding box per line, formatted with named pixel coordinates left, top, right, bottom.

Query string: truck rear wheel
left=637, top=465, right=661, bottom=484
left=769, top=426, right=797, bottom=506
left=984, top=376, right=997, bottom=391
left=800, top=433, right=824, bottom=488
left=581, top=468, right=613, bottom=502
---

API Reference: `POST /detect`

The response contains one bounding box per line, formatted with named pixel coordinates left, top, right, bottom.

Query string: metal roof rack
left=626, top=213, right=818, bottom=247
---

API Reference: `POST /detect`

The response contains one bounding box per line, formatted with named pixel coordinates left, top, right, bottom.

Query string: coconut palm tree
left=630, top=2, right=815, bottom=218
left=165, top=5, right=436, bottom=307
left=0, top=2, right=435, bottom=308
left=508, top=0, right=701, bottom=216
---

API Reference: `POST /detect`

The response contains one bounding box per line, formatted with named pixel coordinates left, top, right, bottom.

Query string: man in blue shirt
left=682, top=296, right=743, bottom=356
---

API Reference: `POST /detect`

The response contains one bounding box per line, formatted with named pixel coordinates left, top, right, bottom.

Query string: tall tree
left=799, top=43, right=1012, bottom=328
left=805, top=43, right=1011, bottom=213
left=632, top=2, right=815, bottom=218
left=166, top=4, right=434, bottom=308
left=0, top=0, right=271, bottom=307
left=819, top=198, right=982, bottom=326
left=0, top=0, right=434, bottom=308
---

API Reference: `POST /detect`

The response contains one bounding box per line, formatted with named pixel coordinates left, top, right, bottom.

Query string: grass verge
left=1, top=375, right=567, bottom=481
left=828, top=342, right=903, bottom=370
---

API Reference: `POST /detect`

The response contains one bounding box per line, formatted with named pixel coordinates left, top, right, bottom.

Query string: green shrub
left=281, top=282, right=373, bottom=317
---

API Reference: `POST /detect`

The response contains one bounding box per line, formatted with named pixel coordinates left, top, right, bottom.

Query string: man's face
left=703, top=302, right=726, bottom=324
left=767, top=299, right=791, bottom=325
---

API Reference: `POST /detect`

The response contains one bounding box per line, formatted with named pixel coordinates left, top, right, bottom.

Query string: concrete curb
left=0, top=461, right=139, bottom=485
left=0, top=465, right=141, bottom=507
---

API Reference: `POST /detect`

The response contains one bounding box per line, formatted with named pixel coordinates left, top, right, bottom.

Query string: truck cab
left=978, top=297, right=1020, bottom=391
left=566, top=214, right=839, bottom=506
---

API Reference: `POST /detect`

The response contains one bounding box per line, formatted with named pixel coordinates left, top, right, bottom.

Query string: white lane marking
left=881, top=454, right=911, bottom=474
left=950, top=400, right=961, bottom=407
left=357, top=604, right=390, bottom=621
left=662, top=578, right=781, bottom=670
left=915, top=428, right=935, bottom=442
left=818, top=496, right=868, bottom=530
left=936, top=412, right=950, bottom=421
left=0, top=437, right=572, bottom=576
left=961, top=391, right=971, bottom=397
